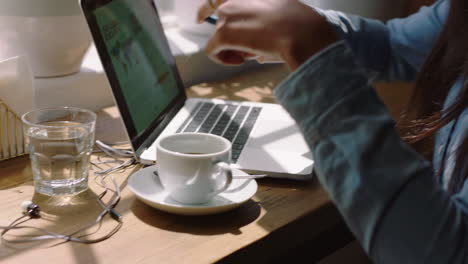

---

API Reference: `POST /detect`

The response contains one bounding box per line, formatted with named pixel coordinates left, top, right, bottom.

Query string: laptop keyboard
left=176, top=102, right=262, bottom=162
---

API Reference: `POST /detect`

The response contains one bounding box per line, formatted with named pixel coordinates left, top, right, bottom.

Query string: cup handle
left=210, top=162, right=233, bottom=196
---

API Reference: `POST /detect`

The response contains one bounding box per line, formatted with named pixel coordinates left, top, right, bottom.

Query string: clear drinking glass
left=22, top=107, right=96, bottom=195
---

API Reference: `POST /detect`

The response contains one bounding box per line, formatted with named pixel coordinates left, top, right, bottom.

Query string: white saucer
left=128, top=166, right=258, bottom=216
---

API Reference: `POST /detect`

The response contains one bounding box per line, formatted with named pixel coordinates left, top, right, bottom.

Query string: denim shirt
left=274, top=0, right=468, bottom=263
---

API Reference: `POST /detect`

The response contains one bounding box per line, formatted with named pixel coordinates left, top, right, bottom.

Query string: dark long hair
left=401, top=0, right=468, bottom=194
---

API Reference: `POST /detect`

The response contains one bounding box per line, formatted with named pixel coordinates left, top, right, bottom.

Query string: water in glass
left=26, top=121, right=94, bottom=195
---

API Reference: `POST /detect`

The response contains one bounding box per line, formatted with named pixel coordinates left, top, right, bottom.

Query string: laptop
left=80, top=0, right=314, bottom=179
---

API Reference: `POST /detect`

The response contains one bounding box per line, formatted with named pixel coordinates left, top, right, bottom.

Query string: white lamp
left=0, top=0, right=91, bottom=77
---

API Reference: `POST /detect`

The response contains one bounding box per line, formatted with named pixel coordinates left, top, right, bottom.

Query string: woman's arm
left=308, top=0, right=448, bottom=82
left=197, top=0, right=338, bottom=69
left=275, top=41, right=468, bottom=263
left=199, top=0, right=448, bottom=82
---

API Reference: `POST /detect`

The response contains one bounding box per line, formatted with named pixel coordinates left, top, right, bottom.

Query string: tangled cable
left=0, top=140, right=136, bottom=245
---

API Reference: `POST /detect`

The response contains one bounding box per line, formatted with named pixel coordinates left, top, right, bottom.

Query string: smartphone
left=204, top=15, right=218, bottom=25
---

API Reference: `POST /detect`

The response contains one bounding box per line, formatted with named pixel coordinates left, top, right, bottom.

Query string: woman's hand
left=197, top=0, right=338, bottom=70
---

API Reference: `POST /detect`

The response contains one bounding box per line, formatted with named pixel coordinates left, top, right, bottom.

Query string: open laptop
left=80, top=0, right=313, bottom=179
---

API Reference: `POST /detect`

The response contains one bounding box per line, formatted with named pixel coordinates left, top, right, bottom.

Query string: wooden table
left=0, top=65, right=352, bottom=264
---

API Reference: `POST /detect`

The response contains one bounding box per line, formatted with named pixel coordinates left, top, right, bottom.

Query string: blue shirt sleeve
left=310, top=0, right=448, bottom=82
left=274, top=41, right=468, bottom=263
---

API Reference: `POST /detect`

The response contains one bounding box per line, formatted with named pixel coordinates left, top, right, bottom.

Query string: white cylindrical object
left=0, top=55, right=34, bottom=117
left=174, top=0, right=215, bottom=35
left=21, top=201, right=34, bottom=212
left=0, top=16, right=91, bottom=78
left=0, top=0, right=91, bottom=77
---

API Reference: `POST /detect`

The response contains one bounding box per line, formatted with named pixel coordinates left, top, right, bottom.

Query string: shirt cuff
left=274, top=41, right=375, bottom=145
left=303, top=4, right=391, bottom=73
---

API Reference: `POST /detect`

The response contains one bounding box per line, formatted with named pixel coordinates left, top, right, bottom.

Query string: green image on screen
left=94, top=0, right=179, bottom=135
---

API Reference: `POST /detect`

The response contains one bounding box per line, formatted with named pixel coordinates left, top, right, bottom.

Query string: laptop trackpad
left=237, top=146, right=313, bottom=176
left=235, top=113, right=313, bottom=176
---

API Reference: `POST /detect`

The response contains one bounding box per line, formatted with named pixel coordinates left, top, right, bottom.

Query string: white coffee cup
left=156, top=133, right=233, bottom=204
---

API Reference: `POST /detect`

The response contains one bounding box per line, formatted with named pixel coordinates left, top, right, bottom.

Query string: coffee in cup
left=156, top=133, right=233, bottom=204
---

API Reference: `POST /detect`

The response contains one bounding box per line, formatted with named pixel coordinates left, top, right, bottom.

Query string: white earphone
left=21, top=201, right=41, bottom=218
left=0, top=140, right=132, bottom=245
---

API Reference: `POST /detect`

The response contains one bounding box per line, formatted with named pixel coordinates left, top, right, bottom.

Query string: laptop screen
left=82, top=0, right=187, bottom=153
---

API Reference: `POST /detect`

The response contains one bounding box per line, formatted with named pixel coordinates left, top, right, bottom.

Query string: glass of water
left=22, top=107, right=96, bottom=196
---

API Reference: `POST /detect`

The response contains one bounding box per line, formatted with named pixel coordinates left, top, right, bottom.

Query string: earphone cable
left=0, top=183, right=123, bottom=244
left=0, top=142, right=132, bottom=245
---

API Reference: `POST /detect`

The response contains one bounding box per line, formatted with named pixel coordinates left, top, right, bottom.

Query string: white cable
left=0, top=141, right=134, bottom=245
left=95, top=140, right=133, bottom=158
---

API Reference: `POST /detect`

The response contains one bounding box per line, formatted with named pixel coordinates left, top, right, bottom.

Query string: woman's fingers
left=204, top=22, right=263, bottom=64
left=197, top=3, right=215, bottom=23
left=201, top=0, right=337, bottom=69
left=197, top=0, right=226, bottom=23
